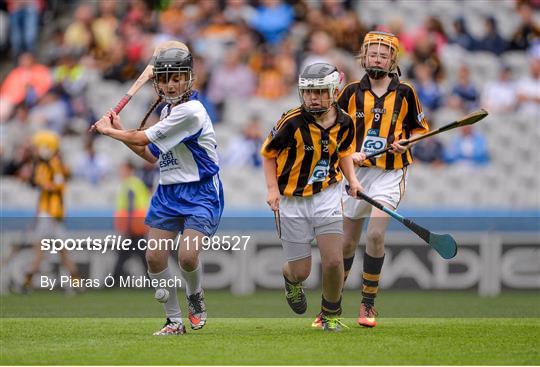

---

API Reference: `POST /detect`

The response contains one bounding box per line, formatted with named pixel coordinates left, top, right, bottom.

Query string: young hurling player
left=313, top=32, right=429, bottom=328
left=24, top=131, right=80, bottom=291
left=261, top=63, right=362, bottom=332
left=93, top=48, right=224, bottom=335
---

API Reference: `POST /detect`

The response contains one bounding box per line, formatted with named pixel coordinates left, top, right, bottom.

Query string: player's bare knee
left=179, top=255, right=198, bottom=272
left=288, top=264, right=310, bottom=282
left=343, top=236, right=359, bottom=257
left=292, top=269, right=310, bottom=282
left=145, top=251, right=166, bottom=272
left=366, top=229, right=385, bottom=249
left=322, top=257, right=342, bottom=274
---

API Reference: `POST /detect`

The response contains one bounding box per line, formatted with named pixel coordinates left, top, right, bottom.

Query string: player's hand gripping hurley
left=365, top=109, right=489, bottom=159
left=346, top=185, right=457, bottom=259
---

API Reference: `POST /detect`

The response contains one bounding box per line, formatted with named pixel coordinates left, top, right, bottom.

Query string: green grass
left=1, top=291, right=539, bottom=365
left=1, top=318, right=539, bottom=365
left=2, top=289, right=539, bottom=318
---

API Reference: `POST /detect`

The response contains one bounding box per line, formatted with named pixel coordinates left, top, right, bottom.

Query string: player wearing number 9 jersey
left=313, top=31, right=429, bottom=329
left=261, top=63, right=362, bottom=332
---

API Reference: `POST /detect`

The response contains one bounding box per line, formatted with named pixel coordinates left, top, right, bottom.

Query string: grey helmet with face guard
left=152, top=48, right=194, bottom=104
left=298, top=63, right=342, bottom=116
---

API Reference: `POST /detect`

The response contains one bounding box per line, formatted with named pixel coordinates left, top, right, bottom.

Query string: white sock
left=148, top=267, right=182, bottom=322
left=180, top=260, right=202, bottom=296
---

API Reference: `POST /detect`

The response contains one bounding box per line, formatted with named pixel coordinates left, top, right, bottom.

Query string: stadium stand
left=1, top=0, right=539, bottom=214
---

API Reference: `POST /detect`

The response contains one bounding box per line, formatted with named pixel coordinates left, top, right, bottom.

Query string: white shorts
left=33, top=214, right=66, bottom=241
left=343, top=166, right=408, bottom=219
left=278, top=183, right=343, bottom=261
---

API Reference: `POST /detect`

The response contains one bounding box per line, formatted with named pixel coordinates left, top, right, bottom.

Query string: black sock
left=343, top=255, right=355, bottom=284
left=361, top=252, right=385, bottom=305
left=321, top=295, right=342, bottom=316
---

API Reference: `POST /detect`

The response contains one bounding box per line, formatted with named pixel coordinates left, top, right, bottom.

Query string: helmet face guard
left=359, top=31, right=399, bottom=80
left=298, top=63, right=342, bottom=116
left=152, top=48, right=194, bottom=104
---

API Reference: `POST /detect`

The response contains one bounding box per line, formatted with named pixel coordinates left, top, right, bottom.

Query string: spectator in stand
left=195, top=9, right=239, bottom=68
left=447, top=64, right=479, bottom=112
left=53, top=50, right=95, bottom=129
left=515, top=54, right=540, bottom=116
left=408, top=32, right=444, bottom=81
left=112, top=161, right=149, bottom=284
left=300, top=30, right=338, bottom=72
left=481, top=65, right=517, bottom=114
left=0, top=3, right=8, bottom=55
left=476, top=16, right=507, bottom=55
left=508, top=1, right=540, bottom=51
left=417, top=16, right=448, bottom=54
left=122, top=20, right=148, bottom=65
left=74, top=140, right=110, bottom=185
left=64, top=2, right=95, bottom=55
left=53, top=50, right=87, bottom=100
left=0, top=52, right=52, bottom=121
left=272, top=38, right=298, bottom=91
left=91, top=0, right=119, bottom=58
left=207, top=48, right=256, bottom=119
left=1, top=104, right=33, bottom=153
left=255, top=47, right=291, bottom=99
left=413, top=63, right=443, bottom=112
left=249, top=0, right=294, bottom=46
left=234, top=25, right=261, bottom=65
left=139, top=160, right=159, bottom=191
left=121, top=0, right=153, bottom=33
left=326, top=10, right=366, bottom=54
left=221, top=116, right=264, bottom=168
left=388, top=17, right=415, bottom=54
left=413, top=138, right=445, bottom=166
left=28, top=90, right=69, bottom=134
left=224, top=0, right=256, bottom=25
left=6, top=0, right=42, bottom=59
left=42, top=27, right=68, bottom=66
left=193, top=55, right=218, bottom=123
left=155, top=0, right=184, bottom=45
left=101, top=40, right=141, bottom=83
left=444, top=125, right=490, bottom=167
left=450, top=16, right=476, bottom=51
left=2, top=140, right=34, bottom=181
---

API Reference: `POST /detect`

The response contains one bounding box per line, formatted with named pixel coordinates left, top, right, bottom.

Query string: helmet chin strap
left=305, top=102, right=335, bottom=119
left=161, top=89, right=192, bottom=105
left=366, top=68, right=389, bottom=80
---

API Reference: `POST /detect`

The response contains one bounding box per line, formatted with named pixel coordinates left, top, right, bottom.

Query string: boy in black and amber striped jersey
left=319, top=32, right=429, bottom=328
left=23, top=131, right=80, bottom=291
left=261, top=63, right=362, bottom=332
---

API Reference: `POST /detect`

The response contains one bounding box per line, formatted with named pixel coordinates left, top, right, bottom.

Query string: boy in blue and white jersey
left=93, top=47, right=223, bottom=335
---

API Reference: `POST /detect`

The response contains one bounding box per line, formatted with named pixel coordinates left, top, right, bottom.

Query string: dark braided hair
left=137, top=96, right=163, bottom=130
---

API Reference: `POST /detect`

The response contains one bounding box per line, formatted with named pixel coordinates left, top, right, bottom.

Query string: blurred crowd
left=1, top=0, right=540, bottom=186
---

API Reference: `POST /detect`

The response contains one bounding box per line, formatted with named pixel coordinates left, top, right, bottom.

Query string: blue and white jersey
left=145, top=97, right=219, bottom=185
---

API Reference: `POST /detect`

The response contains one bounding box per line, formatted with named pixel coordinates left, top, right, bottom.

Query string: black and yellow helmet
left=359, top=31, right=400, bottom=79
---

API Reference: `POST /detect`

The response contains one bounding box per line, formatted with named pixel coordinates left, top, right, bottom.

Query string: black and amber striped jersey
left=338, top=74, right=429, bottom=170
left=261, top=106, right=355, bottom=197
left=32, top=155, right=68, bottom=219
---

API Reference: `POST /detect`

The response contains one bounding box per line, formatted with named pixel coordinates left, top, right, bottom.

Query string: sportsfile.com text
left=40, top=235, right=251, bottom=254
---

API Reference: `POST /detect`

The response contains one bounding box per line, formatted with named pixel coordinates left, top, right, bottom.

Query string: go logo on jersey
left=364, top=139, right=384, bottom=150
left=361, top=129, right=387, bottom=157
left=308, top=159, right=329, bottom=184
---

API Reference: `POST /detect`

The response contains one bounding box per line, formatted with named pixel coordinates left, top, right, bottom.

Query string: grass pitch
left=1, top=290, right=539, bottom=365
